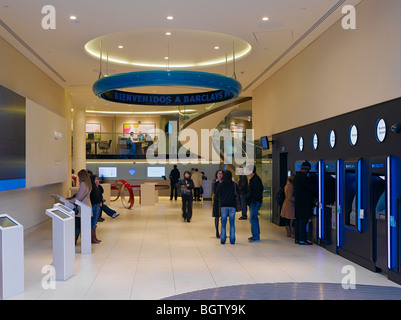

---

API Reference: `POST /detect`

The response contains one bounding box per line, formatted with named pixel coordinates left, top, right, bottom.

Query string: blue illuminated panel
left=357, top=159, right=362, bottom=232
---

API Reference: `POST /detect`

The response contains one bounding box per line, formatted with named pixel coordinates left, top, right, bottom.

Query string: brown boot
left=92, top=228, right=100, bottom=244
left=94, top=226, right=101, bottom=243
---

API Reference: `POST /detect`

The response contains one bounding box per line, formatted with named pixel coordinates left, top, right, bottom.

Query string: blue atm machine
left=320, top=160, right=343, bottom=254
left=295, top=160, right=320, bottom=244
left=370, top=156, right=401, bottom=283
left=338, top=158, right=373, bottom=270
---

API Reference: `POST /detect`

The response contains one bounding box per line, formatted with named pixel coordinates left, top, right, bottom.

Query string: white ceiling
left=0, top=0, right=362, bottom=113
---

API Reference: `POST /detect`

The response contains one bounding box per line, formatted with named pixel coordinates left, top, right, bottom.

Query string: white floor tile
left=11, top=197, right=401, bottom=300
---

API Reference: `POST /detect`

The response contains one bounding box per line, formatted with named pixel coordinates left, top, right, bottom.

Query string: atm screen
left=344, top=171, right=357, bottom=227
left=376, top=192, right=386, bottom=214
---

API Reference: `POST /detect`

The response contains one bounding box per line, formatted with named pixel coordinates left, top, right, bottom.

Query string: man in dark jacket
left=169, top=165, right=180, bottom=200
left=246, top=165, right=264, bottom=242
left=237, top=169, right=249, bottom=220
left=293, top=161, right=314, bottom=245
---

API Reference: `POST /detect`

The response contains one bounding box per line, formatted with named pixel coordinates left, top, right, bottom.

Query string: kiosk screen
left=0, top=217, right=17, bottom=228
left=52, top=210, right=70, bottom=220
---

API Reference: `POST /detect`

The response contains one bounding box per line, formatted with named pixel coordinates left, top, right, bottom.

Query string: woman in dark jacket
left=90, top=175, right=103, bottom=243
left=212, top=170, right=224, bottom=238
left=214, top=170, right=238, bottom=245
left=176, top=171, right=194, bottom=222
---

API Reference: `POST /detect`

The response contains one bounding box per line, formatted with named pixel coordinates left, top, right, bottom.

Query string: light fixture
left=93, top=70, right=242, bottom=106
left=262, top=17, right=269, bottom=21
left=214, top=46, right=220, bottom=50
left=118, top=45, right=124, bottom=49
left=165, top=32, right=172, bottom=36
left=164, top=57, right=169, bottom=60
left=69, top=15, right=77, bottom=20
left=167, top=16, right=174, bottom=20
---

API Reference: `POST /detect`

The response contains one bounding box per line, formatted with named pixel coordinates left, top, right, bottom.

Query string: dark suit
left=293, top=171, right=315, bottom=243
left=169, top=168, right=180, bottom=200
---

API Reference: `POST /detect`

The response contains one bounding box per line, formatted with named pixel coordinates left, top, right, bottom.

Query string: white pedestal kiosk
left=51, top=195, right=92, bottom=255
left=0, top=215, right=24, bottom=300
left=141, top=183, right=156, bottom=206
left=75, top=200, right=92, bottom=255
left=45, top=206, right=75, bottom=281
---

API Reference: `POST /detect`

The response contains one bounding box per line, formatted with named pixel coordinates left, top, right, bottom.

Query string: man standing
left=246, top=165, right=263, bottom=243
left=293, top=161, right=314, bottom=245
left=191, top=168, right=203, bottom=201
left=169, top=165, right=180, bottom=200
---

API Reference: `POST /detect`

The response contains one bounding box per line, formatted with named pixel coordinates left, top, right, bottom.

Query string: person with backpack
left=280, top=174, right=296, bottom=237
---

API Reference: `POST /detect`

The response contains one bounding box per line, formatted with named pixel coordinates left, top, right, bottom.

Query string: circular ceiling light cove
left=84, top=29, right=252, bottom=69
left=93, top=70, right=242, bottom=106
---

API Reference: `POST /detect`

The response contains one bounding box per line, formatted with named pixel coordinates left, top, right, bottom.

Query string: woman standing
left=280, top=174, right=296, bottom=237
left=214, top=170, right=238, bottom=245
left=176, top=171, right=194, bottom=222
left=212, top=170, right=223, bottom=238
left=69, top=169, right=92, bottom=244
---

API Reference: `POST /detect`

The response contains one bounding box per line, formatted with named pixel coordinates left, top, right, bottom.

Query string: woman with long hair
left=69, top=169, right=92, bottom=244
left=280, top=174, right=296, bottom=237
left=214, top=170, right=238, bottom=245
left=212, top=170, right=223, bottom=238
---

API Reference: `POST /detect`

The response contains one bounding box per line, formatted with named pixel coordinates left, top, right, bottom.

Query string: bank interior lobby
left=1, top=0, right=401, bottom=303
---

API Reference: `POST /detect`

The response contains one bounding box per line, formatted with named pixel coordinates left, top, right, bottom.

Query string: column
left=73, top=107, right=86, bottom=174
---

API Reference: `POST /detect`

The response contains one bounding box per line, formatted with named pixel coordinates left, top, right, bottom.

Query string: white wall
left=0, top=35, right=71, bottom=232
left=26, top=100, right=68, bottom=188
left=253, top=0, right=401, bottom=138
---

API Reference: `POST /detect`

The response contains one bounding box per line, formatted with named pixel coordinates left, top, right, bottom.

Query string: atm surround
left=272, top=97, right=401, bottom=284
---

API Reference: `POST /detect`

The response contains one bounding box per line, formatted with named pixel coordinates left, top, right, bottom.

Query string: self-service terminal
left=339, top=158, right=373, bottom=269
left=370, top=157, right=401, bottom=279
left=321, top=160, right=342, bottom=254
left=370, top=157, right=387, bottom=272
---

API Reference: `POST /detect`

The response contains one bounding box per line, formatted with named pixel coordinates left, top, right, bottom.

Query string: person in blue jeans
left=246, top=165, right=264, bottom=243
left=90, top=175, right=103, bottom=244
left=214, top=170, right=238, bottom=245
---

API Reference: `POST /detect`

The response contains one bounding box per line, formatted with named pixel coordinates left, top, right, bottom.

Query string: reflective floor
left=15, top=197, right=401, bottom=300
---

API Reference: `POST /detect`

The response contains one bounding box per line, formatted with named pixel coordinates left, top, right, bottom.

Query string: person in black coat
left=212, top=170, right=224, bottom=238
left=246, top=165, right=264, bottom=242
left=176, top=171, right=194, bottom=222
left=169, top=165, right=180, bottom=200
left=214, top=170, right=238, bottom=244
left=293, top=161, right=315, bottom=245
left=237, top=168, right=249, bottom=220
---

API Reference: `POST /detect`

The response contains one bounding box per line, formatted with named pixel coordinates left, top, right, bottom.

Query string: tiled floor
left=13, top=197, right=401, bottom=300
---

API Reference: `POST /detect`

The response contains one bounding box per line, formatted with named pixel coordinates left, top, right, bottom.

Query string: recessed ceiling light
left=214, top=46, right=220, bottom=50
left=165, top=32, right=172, bottom=36
left=70, top=15, right=77, bottom=20
left=167, top=16, right=174, bottom=20
left=164, top=57, right=169, bottom=60
left=118, top=45, right=124, bottom=49
left=262, top=17, right=269, bottom=21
